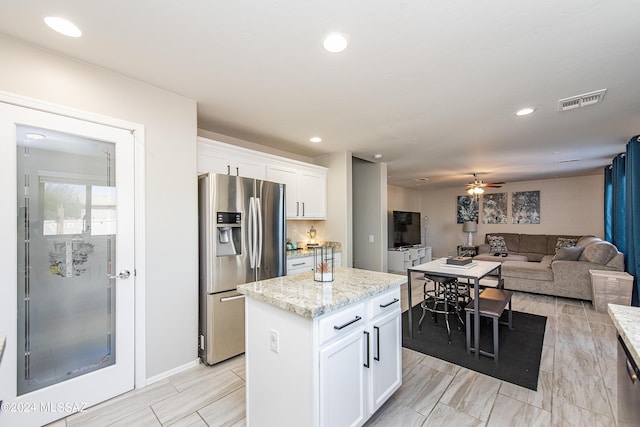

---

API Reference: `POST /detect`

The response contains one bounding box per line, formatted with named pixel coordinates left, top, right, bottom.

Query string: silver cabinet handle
left=291, top=262, right=306, bottom=267
left=302, top=202, right=305, bottom=217
left=108, top=270, right=131, bottom=279
left=220, top=295, right=245, bottom=303
left=296, top=202, right=299, bottom=216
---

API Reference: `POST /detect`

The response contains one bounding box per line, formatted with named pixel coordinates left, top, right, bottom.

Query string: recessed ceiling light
left=373, top=153, right=383, bottom=159
left=44, top=17, right=82, bottom=37
left=515, top=107, right=535, bottom=116
left=310, top=136, right=322, bottom=143
left=323, top=33, right=348, bottom=53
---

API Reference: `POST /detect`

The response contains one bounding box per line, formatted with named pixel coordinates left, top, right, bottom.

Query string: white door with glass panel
left=0, top=102, right=135, bottom=426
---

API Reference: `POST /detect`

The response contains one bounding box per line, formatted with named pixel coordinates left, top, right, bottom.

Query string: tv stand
left=387, top=246, right=432, bottom=274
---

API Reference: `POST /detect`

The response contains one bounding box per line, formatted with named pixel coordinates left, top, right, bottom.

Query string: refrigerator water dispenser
left=216, top=212, right=242, bottom=256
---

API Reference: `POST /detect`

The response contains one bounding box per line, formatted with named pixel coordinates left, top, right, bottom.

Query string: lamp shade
left=462, top=221, right=477, bottom=233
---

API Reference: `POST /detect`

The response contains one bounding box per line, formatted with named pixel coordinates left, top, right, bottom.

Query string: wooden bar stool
left=464, top=288, right=513, bottom=363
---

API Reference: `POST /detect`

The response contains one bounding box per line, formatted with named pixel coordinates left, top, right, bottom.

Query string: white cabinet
left=197, top=137, right=266, bottom=179
left=197, top=137, right=327, bottom=219
left=387, top=246, right=431, bottom=273
left=287, top=256, right=315, bottom=275
left=367, top=297, right=402, bottom=412
left=318, top=288, right=401, bottom=427
left=244, top=285, right=401, bottom=427
left=287, top=251, right=342, bottom=276
left=267, top=164, right=327, bottom=219
left=319, top=303, right=367, bottom=427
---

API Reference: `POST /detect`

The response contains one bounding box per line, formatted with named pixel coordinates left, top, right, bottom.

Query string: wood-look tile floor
left=49, top=276, right=618, bottom=427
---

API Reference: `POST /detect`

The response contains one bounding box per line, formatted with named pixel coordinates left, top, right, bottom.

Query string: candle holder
left=314, top=246, right=334, bottom=282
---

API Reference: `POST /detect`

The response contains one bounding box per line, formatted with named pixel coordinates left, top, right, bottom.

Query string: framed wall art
left=482, top=192, right=508, bottom=224
left=457, top=195, right=478, bottom=224
left=512, top=191, right=540, bottom=224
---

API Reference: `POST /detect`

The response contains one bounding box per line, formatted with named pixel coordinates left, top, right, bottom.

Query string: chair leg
left=493, top=317, right=499, bottom=364
left=508, top=299, right=513, bottom=330
left=465, top=309, right=471, bottom=354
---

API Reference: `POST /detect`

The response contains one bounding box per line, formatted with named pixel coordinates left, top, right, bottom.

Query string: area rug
left=402, top=305, right=546, bottom=391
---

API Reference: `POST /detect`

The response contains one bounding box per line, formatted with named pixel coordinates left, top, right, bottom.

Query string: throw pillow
left=555, top=237, right=578, bottom=254
left=553, top=245, right=584, bottom=261
left=487, top=235, right=508, bottom=253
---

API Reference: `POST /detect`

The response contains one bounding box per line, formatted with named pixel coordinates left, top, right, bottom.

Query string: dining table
left=406, top=258, right=502, bottom=359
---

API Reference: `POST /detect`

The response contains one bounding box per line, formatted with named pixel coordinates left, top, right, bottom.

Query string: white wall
left=352, top=158, right=387, bottom=271
left=0, top=35, right=198, bottom=379
left=315, top=151, right=353, bottom=267
left=418, top=175, right=604, bottom=258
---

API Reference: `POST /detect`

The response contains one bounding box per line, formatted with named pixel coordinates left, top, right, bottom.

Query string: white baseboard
left=145, top=358, right=201, bottom=385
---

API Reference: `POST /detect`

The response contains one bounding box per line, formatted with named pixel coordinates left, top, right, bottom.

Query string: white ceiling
left=1, top=0, right=639, bottom=189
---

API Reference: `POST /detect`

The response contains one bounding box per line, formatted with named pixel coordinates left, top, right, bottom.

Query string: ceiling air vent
left=558, top=89, right=607, bottom=111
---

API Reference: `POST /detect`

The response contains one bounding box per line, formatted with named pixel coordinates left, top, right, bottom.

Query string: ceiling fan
left=466, top=173, right=505, bottom=195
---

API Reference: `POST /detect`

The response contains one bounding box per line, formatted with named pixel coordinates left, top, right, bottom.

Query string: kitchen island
left=237, top=267, right=405, bottom=427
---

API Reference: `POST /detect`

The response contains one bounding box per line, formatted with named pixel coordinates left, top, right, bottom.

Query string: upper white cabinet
left=197, top=137, right=266, bottom=180
left=198, top=137, right=327, bottom=219
left=266, top=165, right=327, bottom=220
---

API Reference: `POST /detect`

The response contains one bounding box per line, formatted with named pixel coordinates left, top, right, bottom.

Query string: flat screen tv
left=391, top=211, right=421, bottom=248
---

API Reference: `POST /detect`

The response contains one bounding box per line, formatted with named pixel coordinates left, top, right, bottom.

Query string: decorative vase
left=314, top=246, right=334, bottom=282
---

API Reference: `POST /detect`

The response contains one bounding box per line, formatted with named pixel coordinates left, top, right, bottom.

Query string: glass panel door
left=16, top=125, right=118, bottom=395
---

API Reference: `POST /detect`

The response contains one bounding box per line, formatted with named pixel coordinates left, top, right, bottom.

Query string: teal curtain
left=625, top=137, right=640, bottom=305
left=605, top=137, right=639, bottom=306
left=604, top=165, right=612, bottom=242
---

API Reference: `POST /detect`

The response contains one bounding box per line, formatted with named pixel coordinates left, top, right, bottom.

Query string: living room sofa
left=475, top=233, right=625, bottom=300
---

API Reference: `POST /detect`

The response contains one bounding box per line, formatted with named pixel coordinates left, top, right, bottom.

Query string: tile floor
left=49, top=277, right=619, bottom=427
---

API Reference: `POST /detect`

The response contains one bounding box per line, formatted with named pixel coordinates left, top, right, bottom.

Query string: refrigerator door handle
left=256, top=198, right=263, bottom=269
left=248, top=197, right=256, bottom=268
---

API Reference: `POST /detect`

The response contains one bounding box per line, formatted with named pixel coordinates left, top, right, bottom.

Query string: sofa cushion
left=546, top=235, right=583, bottom=255
left=553, top=245, right=584, bottom=261
left=487, top=235, right=508, bottom=253
left=579, top=241, right=619, bottom=265
left=555, top=237, right=578, bottom=253
left=502, top=261, right=554, bottom=281
left=519, top=234, right=547, bottom=255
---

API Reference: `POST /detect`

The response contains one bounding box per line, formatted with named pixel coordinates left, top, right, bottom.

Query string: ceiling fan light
left=467, top=188, right=474, bottom=195
left=476, top=187, right=484, bottom=194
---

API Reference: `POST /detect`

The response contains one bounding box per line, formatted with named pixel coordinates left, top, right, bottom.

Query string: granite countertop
left=237, top=266, right=405, bottom=319
left=608, top=304, right=640, bottom=365
left=287, top=248, right=342, bottom=259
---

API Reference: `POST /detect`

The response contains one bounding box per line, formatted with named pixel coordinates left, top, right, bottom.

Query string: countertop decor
left=609, top=304, right=640, bottom=365
left=237, top=266, right=405, bottom=318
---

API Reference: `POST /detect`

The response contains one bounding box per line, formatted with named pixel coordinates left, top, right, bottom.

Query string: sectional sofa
left=475, top=233, right=625, bottom=300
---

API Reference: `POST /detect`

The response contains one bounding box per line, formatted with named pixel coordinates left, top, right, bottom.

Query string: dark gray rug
left=402, top=305, right=546, bottom=390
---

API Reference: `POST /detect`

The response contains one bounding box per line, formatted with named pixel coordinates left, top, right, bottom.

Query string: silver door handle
left=108, top=270, right=131, bottom=279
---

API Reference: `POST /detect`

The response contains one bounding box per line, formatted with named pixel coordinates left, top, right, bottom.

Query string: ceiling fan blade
left=485, top=184, right=503, bottom=188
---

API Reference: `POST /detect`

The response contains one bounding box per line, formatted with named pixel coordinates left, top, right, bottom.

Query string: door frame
left=0, top=91, right=147, bottom=390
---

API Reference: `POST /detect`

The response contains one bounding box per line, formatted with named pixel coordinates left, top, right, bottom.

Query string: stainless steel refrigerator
left=198, top=173, right=286, bottom=365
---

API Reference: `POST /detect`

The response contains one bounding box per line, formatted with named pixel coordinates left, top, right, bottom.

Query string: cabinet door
left=197, top=151, right=232, bottom=175
left=319, top=329, right=366, bottom=427
left=266, top=165, right=299, bottom=218
left=369, top=310, right=402, bottom=412
left=299, top=170, right=326, bottom=219
left=234, top=156, right=266, bottom=180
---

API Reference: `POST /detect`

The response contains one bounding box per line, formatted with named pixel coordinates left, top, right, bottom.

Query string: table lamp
left=462, top=221, right=477, bottom=246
